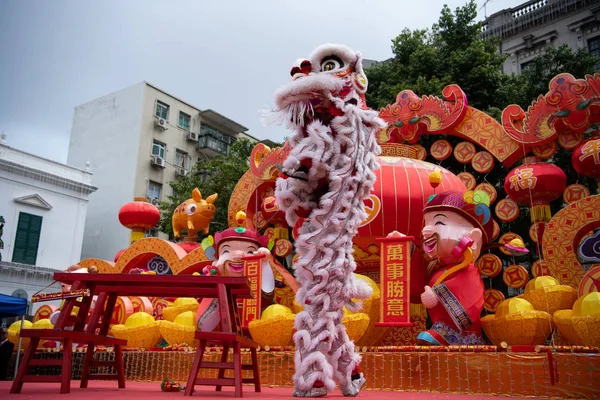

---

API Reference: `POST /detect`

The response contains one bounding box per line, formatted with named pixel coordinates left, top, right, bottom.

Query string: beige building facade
left=68, top=82, right=255, bottom=260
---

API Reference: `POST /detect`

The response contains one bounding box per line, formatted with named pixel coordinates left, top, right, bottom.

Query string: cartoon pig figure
left=172, top=188, right=218, bottom=239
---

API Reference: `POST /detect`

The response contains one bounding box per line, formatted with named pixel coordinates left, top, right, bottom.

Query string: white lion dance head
left=270, top=44, right=384, bottom=397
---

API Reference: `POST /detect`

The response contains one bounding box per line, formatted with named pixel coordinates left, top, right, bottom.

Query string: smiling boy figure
left=196, top=227, right=299, bottom=332
left=417, top=190, right=494, bottom=346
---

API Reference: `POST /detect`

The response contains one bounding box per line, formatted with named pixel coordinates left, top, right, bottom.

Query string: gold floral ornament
left=159, top=310, right=197, bottom=347
left=553, top=292, right=600, bottom=347
left=520, top=276, right=578, bottom=316
left=481, top=297, right=552, bottom=346
left=111, top=311, right=161, bottom=349
left=248, top=304, right=295, bottom=347
left=162, top=298, right=199, bottom=322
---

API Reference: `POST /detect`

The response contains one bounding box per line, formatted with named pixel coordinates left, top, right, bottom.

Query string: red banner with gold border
left=241, top=254, right=263, bottom=328
left=375, top=236, right=413, bottom=327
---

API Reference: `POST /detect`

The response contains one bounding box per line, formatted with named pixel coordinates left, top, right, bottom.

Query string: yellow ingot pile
left=520, top=276, right=578, bottom=316
left=553, top=292, right=600, bottom=347
left=160, top=310, right=197, bottom=346
left=7, top=320, right=33, bottom=350
left=248, top=304, right=295, bottom=347
left=111, top=311, right=161, bottom=349
left=162, top=298, right=199, bottom=322
left=481, top=297, right=552, bottom=346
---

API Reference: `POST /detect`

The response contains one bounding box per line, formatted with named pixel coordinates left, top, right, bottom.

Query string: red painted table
left=11, top=273, right=253, bottom=395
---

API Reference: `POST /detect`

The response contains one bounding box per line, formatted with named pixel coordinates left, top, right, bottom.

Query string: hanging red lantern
left=572, top=138, right=600, bottom=188
left=118, top=197, right=161, bottom=244
left=503, top=157, right=566, bottom=223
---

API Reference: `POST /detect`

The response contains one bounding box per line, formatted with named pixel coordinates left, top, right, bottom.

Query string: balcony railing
left=198, top=125, right=235, bottom=155
left=481, top=0, right=599, bottom=40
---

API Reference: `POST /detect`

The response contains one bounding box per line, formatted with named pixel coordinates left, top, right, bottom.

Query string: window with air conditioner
left=175, top=150, right=188, bottom=169
left=152, top=140, right=166, bottom=159
left=147, top=181, right=162, bottom=203
left=155, top=100, right=169, bottom=120
left=178, top=111, right=191, bottom=131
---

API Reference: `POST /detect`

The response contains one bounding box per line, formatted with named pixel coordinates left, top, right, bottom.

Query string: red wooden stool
left=10, top=329, right=126, bottom=394
left=184, top=331, right=260, bottom=398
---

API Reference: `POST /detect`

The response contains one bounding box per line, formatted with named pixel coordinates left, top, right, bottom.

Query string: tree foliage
left=366, top=0, right=506, bottom=114
left=158, top=138, right=256, bottom=240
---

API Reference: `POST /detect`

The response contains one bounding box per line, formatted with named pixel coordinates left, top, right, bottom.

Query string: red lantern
left=118, top=197, right=160, bottom=243
left=504, top=157, right=566, bottom=223
left=572, top=138, right=600, bottom=188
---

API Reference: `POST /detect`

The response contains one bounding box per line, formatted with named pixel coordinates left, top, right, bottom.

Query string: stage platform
left=1, top=380, right=532, bottom=400
left=7, top=347, right=600, bottom=399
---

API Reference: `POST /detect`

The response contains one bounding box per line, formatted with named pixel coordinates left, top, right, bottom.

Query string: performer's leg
left=328, top=312, right=365, bottom=397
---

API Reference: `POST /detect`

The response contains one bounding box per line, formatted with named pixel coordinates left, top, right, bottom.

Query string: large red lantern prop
left=118, top=197, right=161, bottom=244
left=572, top=138, right=600, bottom=189
left=504, top=157, right=566, bottom=252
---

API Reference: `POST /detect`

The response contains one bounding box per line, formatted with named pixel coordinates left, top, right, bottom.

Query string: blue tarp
left=0, top=294, right=28, bottom=318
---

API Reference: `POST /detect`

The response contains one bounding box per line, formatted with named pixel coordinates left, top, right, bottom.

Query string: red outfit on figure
left=424, top=263, right=485, bottom=345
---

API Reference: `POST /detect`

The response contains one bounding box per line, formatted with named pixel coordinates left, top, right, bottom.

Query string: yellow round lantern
left=111, top=312, right=161, bottom=349
left=162, top=298, right=199, bottom=322
left=248, top=304, right=295, bottom=347
left=554, top=292, right=600, bottom=347
left=521, top=276, right=578, bottom=316
left=159, top=310, right=197, bottom=346
left=482, top=298, right=552, bottom=346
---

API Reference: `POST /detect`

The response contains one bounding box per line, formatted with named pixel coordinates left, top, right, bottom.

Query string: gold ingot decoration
left=343, top=313, right=370, bottom=343
left=248, top=304, right=295, bottom=347
left=553, top=292, right=600, bottom=347
left=32, top=319, right=54, bottom=348
left=159, top=311, right=197, bottom=346
left=162, top=297, right=199, bottom=322
left=482, top=298, right=552, bottom=346
left=8, top=320, right=33, bottom=350
left=521, top=276, right=578, bottom=316
left=111, top=311, right=161, bottom=349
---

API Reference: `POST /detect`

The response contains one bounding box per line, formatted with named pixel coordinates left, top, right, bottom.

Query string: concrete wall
left=68, top=83, right=145, bottom=260
left=134, top=84, right=204, bottom=201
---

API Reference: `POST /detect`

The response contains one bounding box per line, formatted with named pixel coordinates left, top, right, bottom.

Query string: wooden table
left=11, top=273, right=253, bottom=394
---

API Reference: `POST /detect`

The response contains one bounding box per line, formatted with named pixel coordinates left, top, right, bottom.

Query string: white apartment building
left=0, top=134, right=96, bottom=315
left=482, top=0, right=600, bottom=74
left=67, top=82, right=255, bottom=261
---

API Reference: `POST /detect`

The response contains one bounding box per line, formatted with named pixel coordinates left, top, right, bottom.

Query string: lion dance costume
left=270, top=44, right=384, bottom=397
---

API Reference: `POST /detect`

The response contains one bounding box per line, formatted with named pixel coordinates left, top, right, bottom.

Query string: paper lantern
left=118, top=197, right=160, bottom=243
left=504, top=158, right=566, bottom=222
left=572, top=138, right=600, bottom=188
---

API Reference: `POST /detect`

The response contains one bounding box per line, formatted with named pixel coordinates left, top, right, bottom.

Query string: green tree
left=158, top=138, right=256, bottom=240
left=366, top=0, right=506, bottom=114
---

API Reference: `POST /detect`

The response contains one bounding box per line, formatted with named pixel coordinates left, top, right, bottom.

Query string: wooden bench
left=10, top=329, right=127, bottom=394
left=184, top=331, right=260, bottom=398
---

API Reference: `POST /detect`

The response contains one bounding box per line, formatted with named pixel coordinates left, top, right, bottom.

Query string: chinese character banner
left=377, top=236, right=413, bottom=326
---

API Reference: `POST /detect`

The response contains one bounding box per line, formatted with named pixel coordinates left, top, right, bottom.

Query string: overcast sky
left=0, top=0, right=524, bottom=164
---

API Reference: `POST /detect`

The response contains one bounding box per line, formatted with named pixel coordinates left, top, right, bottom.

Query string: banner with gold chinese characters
left=375, top=236, right=413, bottom=327
left=241, top=254, right=263, bottom=329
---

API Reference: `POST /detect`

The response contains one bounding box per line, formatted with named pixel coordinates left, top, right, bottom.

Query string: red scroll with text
left=241, top=254, right=263, bottom=329
left=375, top=236, right=414, bottom=327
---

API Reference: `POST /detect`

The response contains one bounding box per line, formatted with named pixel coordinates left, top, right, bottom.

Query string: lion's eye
left=320, top=56, right=343, bottom=72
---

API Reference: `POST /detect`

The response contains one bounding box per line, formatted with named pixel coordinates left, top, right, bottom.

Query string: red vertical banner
left=241, top=255, right=263, bottom=328
left=375, top=236, right=413, bottom=327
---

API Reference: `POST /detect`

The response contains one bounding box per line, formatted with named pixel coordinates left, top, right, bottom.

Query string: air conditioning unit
left=155, top=118, right=168, bottom=130
left=151, top=156, right=166, bottom=168
left=150, top=198, right=160, bottom=206
left=187, top=131, right=198, bottom=142
left=176, top=167, right=188, bottom=177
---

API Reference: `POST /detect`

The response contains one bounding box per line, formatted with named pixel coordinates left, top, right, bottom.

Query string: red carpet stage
left=1, top=380, right=533, bottom=400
